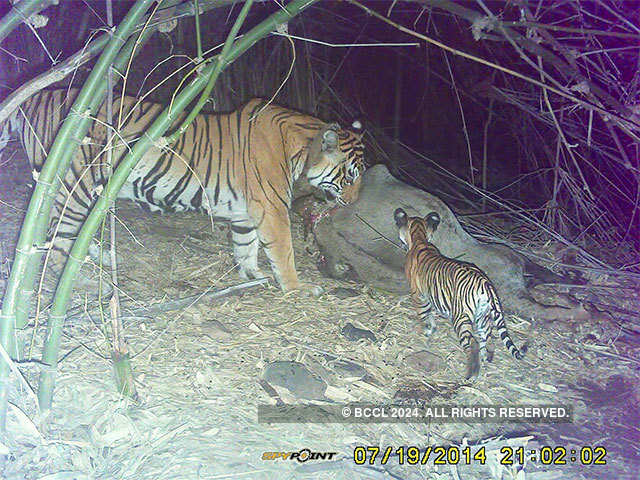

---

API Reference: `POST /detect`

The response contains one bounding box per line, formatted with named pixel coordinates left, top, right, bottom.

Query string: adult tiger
left=0, top=89, right=365, bottom=291
left=394, top=208, right=526, bottom=379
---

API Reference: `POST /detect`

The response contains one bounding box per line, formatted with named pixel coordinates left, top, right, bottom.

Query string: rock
left=200, top=319, right=232, bottom=339
left=261, top=361, right=327, bottom=400
left=328, top=287, right=361, bottom=299
left=327, top=358, right=368, bottom=380
left=341, top=322, right=376, bottom=342
left=314, top=164, right=588, bottom=321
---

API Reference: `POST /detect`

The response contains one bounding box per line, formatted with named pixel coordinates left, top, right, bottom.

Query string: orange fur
left=3, top=90, right=365, bottom=291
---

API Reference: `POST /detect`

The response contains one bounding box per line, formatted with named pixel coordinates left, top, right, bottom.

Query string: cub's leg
left=475, top=311, right=495, bottom=364
left=451, top=312, right=480, bottom=379
left=230, top=215, right=264, bottom=280
left=412, top=292, right=436, bottom=337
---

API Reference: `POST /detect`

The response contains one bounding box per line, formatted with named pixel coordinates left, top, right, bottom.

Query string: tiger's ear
left=425, top=212, right=441, bottom=230
left=394, top=208, right=408, bottom=228
left=351, top=119, right=364, bottom=139
left=322, top=125, right=339, bottom=152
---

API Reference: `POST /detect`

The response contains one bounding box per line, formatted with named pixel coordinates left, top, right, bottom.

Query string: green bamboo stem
left=12, top=11, right=155, bottom=334
left=112, top=352, right=137, bottom=401
left=194, top=0, right=203, bottom=60
left=37, top=0, right=319, bottom=412
left=106, top=0, right=137, bottom=402
left=0, top=0, right=58, bottom=44
left=11, top=1, right=234, bottom=331
left=167, top=0, right=254, bottom=144
left=0, top=0, right=154, bottom=429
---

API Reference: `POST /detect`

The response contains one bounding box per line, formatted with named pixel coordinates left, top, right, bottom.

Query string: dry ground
left=1, top=150, right=639, bottom=480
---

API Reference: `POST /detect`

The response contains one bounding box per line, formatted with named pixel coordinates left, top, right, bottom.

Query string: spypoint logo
left=262, top=449, right=337, bottom=462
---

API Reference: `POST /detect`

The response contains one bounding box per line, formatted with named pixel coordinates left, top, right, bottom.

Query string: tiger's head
left=394, top=208, right=441, bottom=250
left=307, top=121, right=365, bottom=206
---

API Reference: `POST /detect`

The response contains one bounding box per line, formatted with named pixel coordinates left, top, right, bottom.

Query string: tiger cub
left=393, top=208, right=526, bottom=379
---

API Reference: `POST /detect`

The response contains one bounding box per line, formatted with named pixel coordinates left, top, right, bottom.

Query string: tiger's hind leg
left=48, top=175, right=111, bottom=269
left=452, top=313, right=480, bottom=379
left=43, top=166, right=114, bottom=294
left=475, top=310, right=495, bottom=364
left=477, top=329, right=494, bottom=364
left=412, top=292, right=436, bottom=337
left=481, top=340, right=494, bottom=364
left=231, top=216, right=264, bottom=280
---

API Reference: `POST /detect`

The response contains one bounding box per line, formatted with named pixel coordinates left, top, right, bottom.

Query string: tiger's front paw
left=287, top=283, right=324, bottom=298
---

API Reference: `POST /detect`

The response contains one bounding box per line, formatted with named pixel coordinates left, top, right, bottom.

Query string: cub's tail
left=494, top=311, right=527, bottom=360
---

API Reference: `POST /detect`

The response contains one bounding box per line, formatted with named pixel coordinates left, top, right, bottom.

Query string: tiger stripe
left=0, top=89, right=365, bottom=291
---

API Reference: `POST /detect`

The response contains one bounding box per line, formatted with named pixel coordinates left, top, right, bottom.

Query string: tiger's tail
left=494, top=310, right=527, bottom=360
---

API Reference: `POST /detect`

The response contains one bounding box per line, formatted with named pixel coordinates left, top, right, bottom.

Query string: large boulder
left=314, top=164, right=587, bottom=320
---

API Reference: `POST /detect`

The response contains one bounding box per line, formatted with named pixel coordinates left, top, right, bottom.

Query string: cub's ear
left=394, top=208, right=408, bottom=227
left=425, top=211, right=441, bottom=230
left=322, top=127, right=339, bottom=152
left=352, top=118, right=364, bottom=135
left=349, top=119, right=364, bottom=140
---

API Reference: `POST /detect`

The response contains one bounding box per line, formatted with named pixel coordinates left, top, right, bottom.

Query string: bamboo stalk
left=392, top=52, right=402, bottom=162
left=168, top=0, right=254, bottom=143
left=128, top=278, right=269, bottom=316
left=0, top=0, right=58, bottom=44
left=36, top=0, right=320, bottom=413
left=481, top=97, right=494, bottom=211
left=105, top=0, right=137, bottom=402
left=112, top=352, right=137, bottom=400
left=0, top=0, right=155, bottom=429
left=0, top=0, right=239, bottom=125
left=13, top=30, right=152, bottom=333
left=503, top=21, right=640, bottom=40
left=194, top=0, right=203, bottom=60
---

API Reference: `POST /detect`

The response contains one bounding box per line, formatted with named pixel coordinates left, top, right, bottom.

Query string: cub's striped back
left=1, top=89, right=366, bottom=292
left=394, top=208, right=526, bottom=379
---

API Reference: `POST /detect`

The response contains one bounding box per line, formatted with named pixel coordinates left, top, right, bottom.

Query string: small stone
left=328, top=287, right=361, bottom=299
left=262, top=361, right=327, bottom=400
left=538, top=383, right=557, bottom=393
left=330, top=359, right=368, bottom=381
left=341, top=322, right=376, bottom=342
left=200, top=319, right=232, bottom=338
